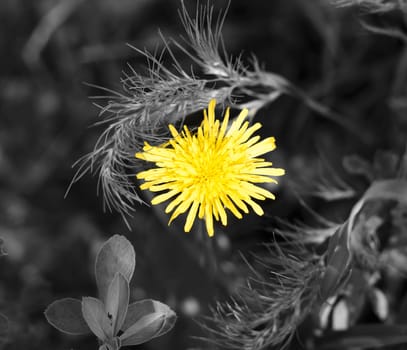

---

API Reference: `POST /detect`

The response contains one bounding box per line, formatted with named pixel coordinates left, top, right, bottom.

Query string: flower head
left=136, top=99, right=285, bottom=236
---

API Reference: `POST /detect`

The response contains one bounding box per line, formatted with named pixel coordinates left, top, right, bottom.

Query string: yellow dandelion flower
left=135, top=99, right=285, bottom=237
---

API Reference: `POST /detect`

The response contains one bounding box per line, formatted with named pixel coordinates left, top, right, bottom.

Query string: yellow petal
left=151, top=189, right=180, bottom=205
left=208, top=99, right=217, bottom=125
left=205, top=204, right=214, bottom=237
left=214, top=198, right=227, bottom=226
left=252, top=167, right=285, bottom=176
left=184, top=201, right=199, bottom=232
left=220, top=193, right=243, bottom=219
left=247, top=137, right=276, bottom=157
left=168, top=124, right=179, bottom=138
left=135, top=152, right=146, bottom=160
left=227, top=108, right=248, bottom=135
left=165, top=191, right=189, bottom=213
left=168, top=198, right=193, bottom=224
left=245, top=198, right=264, bottom=216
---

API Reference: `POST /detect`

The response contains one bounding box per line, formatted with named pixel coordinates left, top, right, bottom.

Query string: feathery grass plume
left=294, top=154, right=356, bottom=201
left=69, top=1, right=349, bottom=225
left=202, top=239, right=323, bottom=349
left=331, top=0, right=407, bottom=43
left=360, top=21, right=407, bottom=43
left=272, top=209, right=341, bottom=245
left=176, top=0, right=238, bottom=78
left=135, top=99, right=285, bottom=237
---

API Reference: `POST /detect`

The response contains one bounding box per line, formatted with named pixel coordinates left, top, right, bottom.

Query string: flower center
left=188, top=145, right=238, bottom=191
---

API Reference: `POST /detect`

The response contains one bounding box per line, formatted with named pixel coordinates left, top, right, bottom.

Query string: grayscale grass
left=201, top=239, right=323, bottom=350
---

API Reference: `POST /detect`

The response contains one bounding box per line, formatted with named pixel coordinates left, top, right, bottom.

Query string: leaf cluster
left=45, top=235, right=176, bottom=350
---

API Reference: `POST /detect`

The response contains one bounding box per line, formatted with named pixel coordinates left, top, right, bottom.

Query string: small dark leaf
left=373, top=150, right=399, bottom=179
left=105, top=273, right=129, bottom=335
left=396, top=292, right=407, bottom=324
left=0, top=312, right=8, bottom=338
left=342, top=269, right=368, bottom=325
left=321, top=180, right=407, bottom=302
left=317, top=324, right=407, bottom=349
left=346, top=180, right=407, bottom=248
left=381, top=248, right=407, bottom=274
left=120, top=299, right=176, bottom=346
left=82, top=297, right=112, bottom=342
left=45, top=298, right=90, bottom=335
left=95, top=235, right=135, bottom=303
left=0, top=239, right=7, bottom=256
left=320, top=224, right=352, bottom=302
left=343, top=155, right=373, bottom=181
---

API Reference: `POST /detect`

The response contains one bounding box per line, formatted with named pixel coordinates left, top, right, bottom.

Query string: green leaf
left=95, top=235, right=135, bottom=303
left=121, top=300, right=154, bottom=331
left=120, top=299, right=176, bottom=346
left=44, top=298, right=91, bottom=335
left=82, top=297, right=112, bottom=342
left=105, top=273, right=129, bottom=335
left=99, top=338, right=120, bottom=350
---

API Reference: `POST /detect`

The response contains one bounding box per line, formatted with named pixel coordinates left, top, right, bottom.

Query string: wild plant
left=64, top=1, right=407, bottom=349
left=45, top=235, right=176, bottom=350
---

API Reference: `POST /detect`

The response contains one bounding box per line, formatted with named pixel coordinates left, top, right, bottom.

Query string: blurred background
left=1, top=0, right=407, bottom=349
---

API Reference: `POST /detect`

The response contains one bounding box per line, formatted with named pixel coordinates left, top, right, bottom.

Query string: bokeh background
left=1, top=0, right=407, bottom=349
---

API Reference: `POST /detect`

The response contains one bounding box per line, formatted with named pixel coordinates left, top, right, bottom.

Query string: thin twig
left=22, top=0, right=84, bottom=69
